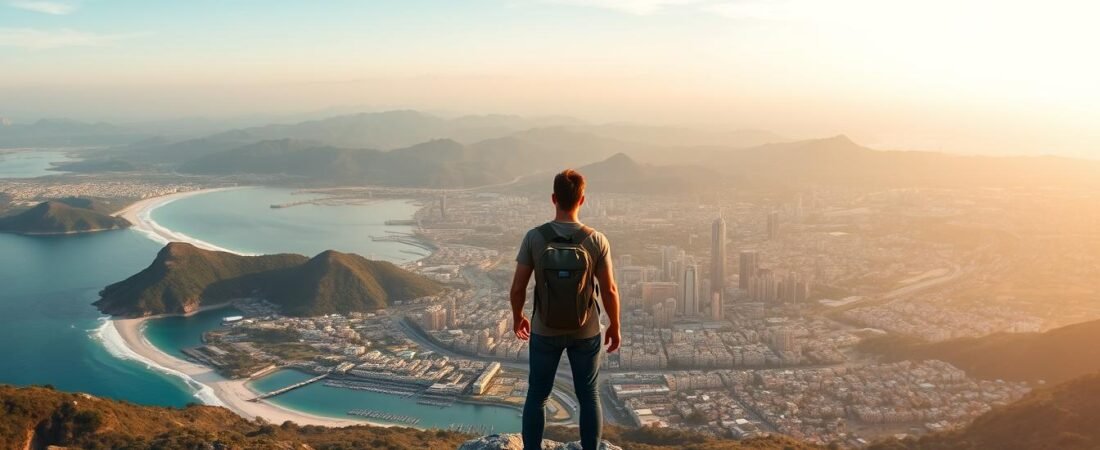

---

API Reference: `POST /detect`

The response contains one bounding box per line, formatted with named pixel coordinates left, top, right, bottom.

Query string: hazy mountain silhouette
left=865, top=318, right=1100, bottom=385
left=0, top=119, right=146, bottom=147
left=714, top=135, right=1100, bottom=187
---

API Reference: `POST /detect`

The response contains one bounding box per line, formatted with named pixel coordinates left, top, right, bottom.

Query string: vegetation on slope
left=0, top=384, right=470, bottom=450
left=95, top=242, right=443, bottom=317
left=0, top=201, right=131, bottom=235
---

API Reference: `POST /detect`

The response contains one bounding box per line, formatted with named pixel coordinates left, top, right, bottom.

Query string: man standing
left=510, top=169, right=621, bottom=450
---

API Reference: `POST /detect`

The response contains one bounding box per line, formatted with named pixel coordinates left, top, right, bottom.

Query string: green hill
left=94, top=242, right=443, bottom=317
left=870, top=373, right=1100, bottom=450
left=863, top=318, right=1100, bottom=385
left=0, top=201, right=131, bottom=235
left=0, top=384, right=470, bottom=450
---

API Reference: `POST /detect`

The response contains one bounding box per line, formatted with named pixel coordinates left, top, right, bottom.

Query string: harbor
left=347, top=408, right=421, bottom=425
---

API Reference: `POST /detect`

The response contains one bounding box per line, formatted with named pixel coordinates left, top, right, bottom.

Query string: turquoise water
left=152, top=187, right=425, bottom=260
left=0, top=151, right=72, bottom=178
left=0, top=182, right=522, bottom=431
left=0, top=230, right=196, bottom=406
left=143, top=307, right=243, bottom=359
left=250, top=369, right=523, bottom=431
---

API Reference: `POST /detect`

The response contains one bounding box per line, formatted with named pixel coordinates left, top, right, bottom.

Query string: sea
left=0, top=181, right=522, bottom=431
left=0, top=151, right=73, bottom=178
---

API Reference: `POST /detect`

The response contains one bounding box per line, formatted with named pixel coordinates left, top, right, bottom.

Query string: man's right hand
left=604, top=324, right=621, bottom=353
left=514, top=314, right=531, bottom=340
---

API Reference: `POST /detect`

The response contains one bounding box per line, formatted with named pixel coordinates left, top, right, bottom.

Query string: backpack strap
left=571, top=225, right=595, bottom=244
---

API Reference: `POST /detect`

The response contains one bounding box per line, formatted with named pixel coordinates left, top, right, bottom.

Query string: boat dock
left=347, top=409, right=421, bottom=425
left=251, top=373, right=328, bottom=401
left=446, top=423, right=493, bottom=435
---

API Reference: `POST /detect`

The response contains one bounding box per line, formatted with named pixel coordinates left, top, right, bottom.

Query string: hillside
left=0, top=384, right=818, bottom=450
left=0, top=384, right=470, bottom=450
left=94, top=243, right=442, bottom=317
left=514, top=152, right=715, bottom=195
left=869, top=373, right=1100, bottom=450
left=864, top=318, right=1100, bottom=385
left=0, top=201, right=131, bottom=235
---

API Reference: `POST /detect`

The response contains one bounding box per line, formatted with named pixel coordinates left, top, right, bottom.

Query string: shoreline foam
left=115, top=187, right=255, bottom=256
left=101, top=186, right=436, bottom=428
left=99, top=315, right=379, bottom=428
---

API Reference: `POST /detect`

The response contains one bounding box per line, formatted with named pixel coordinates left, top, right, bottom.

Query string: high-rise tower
left=711, top=213, right=727, bottom=303
left=682, top=261, right=699, bottom=317
left=739, top=250, right=758, bottom=290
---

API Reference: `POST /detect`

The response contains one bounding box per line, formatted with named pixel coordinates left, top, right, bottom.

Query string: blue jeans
left=523, top=333, right=602, bottom=450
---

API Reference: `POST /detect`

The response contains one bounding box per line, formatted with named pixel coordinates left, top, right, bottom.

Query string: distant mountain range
left=9, top=110, right=1100, bottom=192
left=865, top=317, right=1100, bottom=385
left=0, top=118, right=147, bottom=147
left=94, top=243, right=442, bottom=318
left=0, top=201, right=130, bottom=235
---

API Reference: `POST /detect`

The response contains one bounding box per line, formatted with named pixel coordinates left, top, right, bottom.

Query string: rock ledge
left=458, top=433, right=622, bottom=450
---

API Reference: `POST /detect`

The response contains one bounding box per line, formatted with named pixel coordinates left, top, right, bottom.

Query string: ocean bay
left=0, top=185, right=522, bottom=432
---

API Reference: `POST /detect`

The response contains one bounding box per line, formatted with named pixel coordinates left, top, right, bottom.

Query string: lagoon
left=0, top=151, right=73, bottom=178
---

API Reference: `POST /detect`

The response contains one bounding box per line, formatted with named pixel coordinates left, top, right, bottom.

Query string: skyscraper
left=446, top=297, right=457, bottom=328
left=682, top=261, right=699, bottom=317
left=711, top=213, right=727, bottom=303
left=440, top=193, right=448, bottom=220
left=767, top=211, right=780, bottom=240
left=739, top=250, right=758, bottom=290
left=710, top=291, right=722, bottom=321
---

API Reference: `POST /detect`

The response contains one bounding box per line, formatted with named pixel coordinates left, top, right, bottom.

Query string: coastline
left=102, top=315, right=386, bottom=428
left=114, top=186, right=255, bottom=255
left=99, top=186, right=441, bottom=428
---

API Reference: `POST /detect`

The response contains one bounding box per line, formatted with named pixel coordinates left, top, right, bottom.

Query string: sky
left=1, top=0, right=1098, bottom=157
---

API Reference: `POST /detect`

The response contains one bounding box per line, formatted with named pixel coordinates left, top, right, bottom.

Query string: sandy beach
left=114, top=187, right=252, bottom=254
left=109, top=316, right=382, bottom=428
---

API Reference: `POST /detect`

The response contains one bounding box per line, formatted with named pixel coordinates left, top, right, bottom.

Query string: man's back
left=508, top=169, right=621, bottom=450
left=516, top=220, right=611, bottom=339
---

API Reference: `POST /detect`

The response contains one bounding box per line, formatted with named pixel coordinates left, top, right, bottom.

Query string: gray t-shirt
left=516, top=220, right=611, bottom=339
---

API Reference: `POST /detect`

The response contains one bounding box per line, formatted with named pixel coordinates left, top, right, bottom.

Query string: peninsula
left=0, top=200, right=131, bottom=235
left=95, top=242, right=443, bottom=318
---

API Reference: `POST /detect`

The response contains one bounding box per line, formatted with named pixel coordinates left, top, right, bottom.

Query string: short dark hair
left=554, top=169, right=585, bottom=211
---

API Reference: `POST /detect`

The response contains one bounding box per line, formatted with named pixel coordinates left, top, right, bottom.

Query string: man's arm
left=596, top=258, right=621, bottom=353
left=510, top=262, right=534, bottom=341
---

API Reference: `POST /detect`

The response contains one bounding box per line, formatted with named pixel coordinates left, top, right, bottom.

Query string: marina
left=347, top=409, right=421, bottom=425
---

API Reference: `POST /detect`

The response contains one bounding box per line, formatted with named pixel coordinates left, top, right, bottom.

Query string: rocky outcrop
left=458, top=433, right=622, bottom=450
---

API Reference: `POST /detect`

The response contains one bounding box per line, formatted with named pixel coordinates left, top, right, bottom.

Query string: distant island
left=94, top=242, right=443, bottom=318
left=0, top=200, right=131, bottom=235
